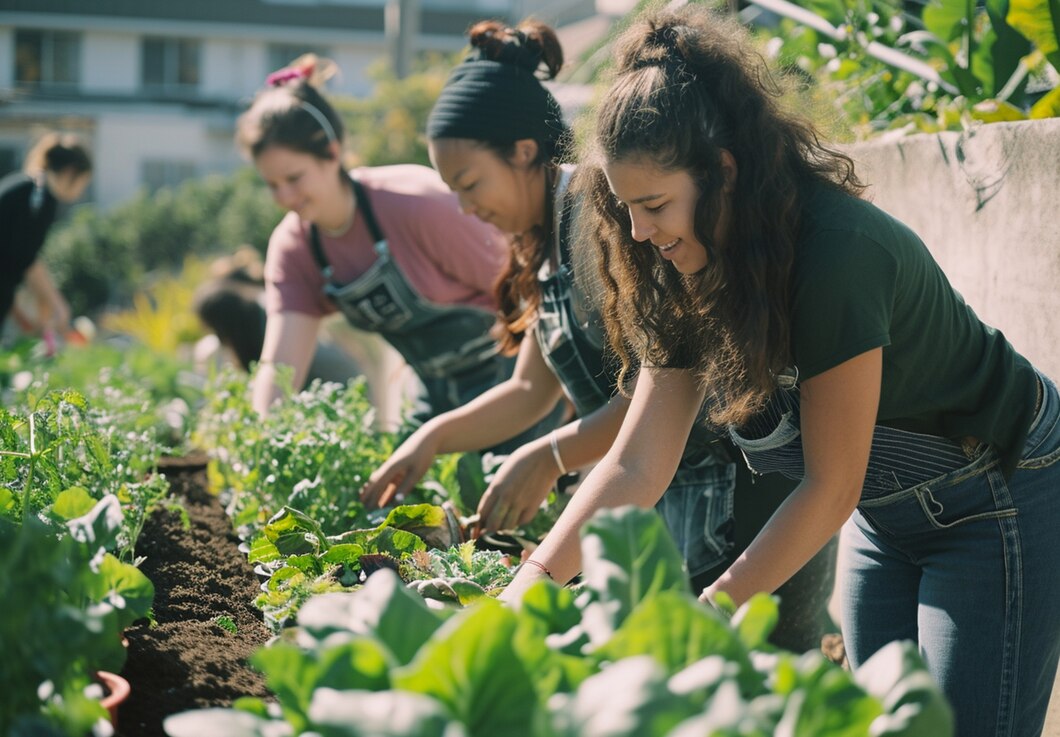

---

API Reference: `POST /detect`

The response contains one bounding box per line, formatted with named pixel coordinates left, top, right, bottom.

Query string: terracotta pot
left=95, top=670, right=130, bottom=727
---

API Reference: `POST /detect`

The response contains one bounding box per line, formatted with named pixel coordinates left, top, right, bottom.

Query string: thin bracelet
left=549, top=430, right=568, bottom=475
left=523, top=558, right=553, bottom=580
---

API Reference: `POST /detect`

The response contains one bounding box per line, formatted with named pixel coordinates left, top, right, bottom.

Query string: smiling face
left=254, top=144, right=346, bottom=228
left=603, top=155, right=735, bottom=275
left=428, top=137, right=546, bottom=236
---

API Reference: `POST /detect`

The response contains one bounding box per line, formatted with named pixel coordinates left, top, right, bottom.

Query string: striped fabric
left=729, top=382, right=979, bottom=497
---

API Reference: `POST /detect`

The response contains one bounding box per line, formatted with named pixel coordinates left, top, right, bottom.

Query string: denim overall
left=729, top=367, right=1060, bottom=737
left=309, top=177, right=553, bottom=452
left=533, top=176, right=734, bottom=578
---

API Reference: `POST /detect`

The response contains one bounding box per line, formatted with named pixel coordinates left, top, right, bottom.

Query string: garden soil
left=116, top=455, right=272, bottom=737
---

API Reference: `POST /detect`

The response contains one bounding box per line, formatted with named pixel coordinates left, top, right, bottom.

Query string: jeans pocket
left=729, top=411, right=803, bottom=478
left=857, top=449, right=1000, bottom=535
left=915, top=471, right=1017, bottom=530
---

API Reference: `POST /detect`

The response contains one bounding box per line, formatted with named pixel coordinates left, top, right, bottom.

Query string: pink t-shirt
left=264, top=164, right=508, bottom=317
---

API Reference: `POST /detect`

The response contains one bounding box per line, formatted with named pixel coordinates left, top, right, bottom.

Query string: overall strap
left=349, top=176, right=384, bottom=244
left=308, top=173, right=387, bottom=281
left=308, top=225, right=331, bottom=280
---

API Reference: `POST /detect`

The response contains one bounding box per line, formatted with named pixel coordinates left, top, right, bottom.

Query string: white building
left=0, top=0, right=593, bottom=209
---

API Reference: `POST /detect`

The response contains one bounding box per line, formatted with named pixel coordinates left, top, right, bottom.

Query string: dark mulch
left=116, top=456, right=272, bottom=737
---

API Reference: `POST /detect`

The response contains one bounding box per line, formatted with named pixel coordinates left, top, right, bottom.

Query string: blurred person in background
left=0, top=132, right=92, bottom=344
left=236, top=55, right=562, bottom=450
left=193, top=247, right=363, bottom=386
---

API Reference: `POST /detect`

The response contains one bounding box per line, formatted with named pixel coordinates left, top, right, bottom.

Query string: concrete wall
left=847, top=119, right=1060, bottom=381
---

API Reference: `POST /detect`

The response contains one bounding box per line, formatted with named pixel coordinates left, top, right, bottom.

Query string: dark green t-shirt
left=790, top=182, right=1038, bottom=476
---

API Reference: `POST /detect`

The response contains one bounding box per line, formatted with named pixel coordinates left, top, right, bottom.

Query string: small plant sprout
left=213, top=615, right=238, bottom=634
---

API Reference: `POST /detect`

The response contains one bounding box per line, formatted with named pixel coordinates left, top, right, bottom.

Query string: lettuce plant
left=164, top=506, right=953, bottom=737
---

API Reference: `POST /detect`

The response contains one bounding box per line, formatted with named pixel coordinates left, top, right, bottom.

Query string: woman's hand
left=499, top=561, right=552, bottom=608
left=477, top=441, right=560, bottom=533
left=40, top=293, right=71, bottom=332
left=360, top=426, right=441, bottom=508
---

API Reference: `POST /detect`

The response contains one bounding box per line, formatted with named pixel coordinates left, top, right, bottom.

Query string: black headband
left=426, top=58, right=566, bottom=148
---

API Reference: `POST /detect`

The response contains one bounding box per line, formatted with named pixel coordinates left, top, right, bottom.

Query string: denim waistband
left=729, top=382, right=1056, bottom=500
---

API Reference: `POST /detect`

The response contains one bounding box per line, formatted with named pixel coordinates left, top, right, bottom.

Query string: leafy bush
left=165, top=507, right=953, bottom=737
left=44, top=167, right=282, bottom=317
left=335, top=54, right=459, bottom=168
left=0, top=388, right=172, bottom=560
left=752, top=0, right=1060, bottom=138
left=0, top=505, right=154, bottom=736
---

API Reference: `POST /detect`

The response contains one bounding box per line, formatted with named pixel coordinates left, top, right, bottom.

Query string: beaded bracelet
left=522, top=558, right=553, bottom=580
left=549, top=430, right=568, bottom=475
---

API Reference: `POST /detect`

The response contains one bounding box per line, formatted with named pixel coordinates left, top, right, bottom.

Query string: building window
left=14, top=29, right=81, bottom=87
left=142, top=38, right=200, bottom=92
left=267, top=43, right=330, bottom=75
left=142, top=159, right=197, bottom=193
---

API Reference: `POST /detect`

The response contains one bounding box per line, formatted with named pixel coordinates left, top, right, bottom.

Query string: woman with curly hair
left=501, top=6, right=1060, bottom=736
left=362, top=18, right=837, bottom=651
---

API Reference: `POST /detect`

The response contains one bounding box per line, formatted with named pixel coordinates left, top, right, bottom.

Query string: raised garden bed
left=116, top=456, right=271, bottom=737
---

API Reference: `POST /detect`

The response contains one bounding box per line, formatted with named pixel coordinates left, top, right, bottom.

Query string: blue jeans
left=655, top=455, right=735, bottom=579
left=840, top=372, right=1060, bottom=737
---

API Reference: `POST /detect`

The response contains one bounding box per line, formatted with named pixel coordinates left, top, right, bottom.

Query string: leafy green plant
left=0, top=388, right=171, bottom=560
left=164, top=507, right=953, bottom=737
left=248, top=503, right=448, bottom=631
left=403, top=541, right=516, bottom=588
left=750, top=0, right=1059, bottom=137
left=0, top=502, right=154, bottom=736
left=194, top=367, right=478, bottom=538
left=3, top=338, right=202, bottom=453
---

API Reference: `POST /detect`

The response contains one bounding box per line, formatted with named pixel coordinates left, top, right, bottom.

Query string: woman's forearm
left=542, top=395, right=630, bottom=472
left=526, top=459, right=662, bottom=583
left=518, top=369, right=703, bottom=585
left=430, top=334, right=564, bottom=454
left=426, top=376, right=564, bottom=454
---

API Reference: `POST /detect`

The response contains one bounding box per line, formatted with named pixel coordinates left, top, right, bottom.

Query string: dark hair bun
left=467, top=19, right=563, bottom=80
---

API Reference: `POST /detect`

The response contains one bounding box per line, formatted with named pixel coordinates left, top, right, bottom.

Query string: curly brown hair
left=574, top=5, right=864, bottom=426
left=452, top=19, right=569, bottom=355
